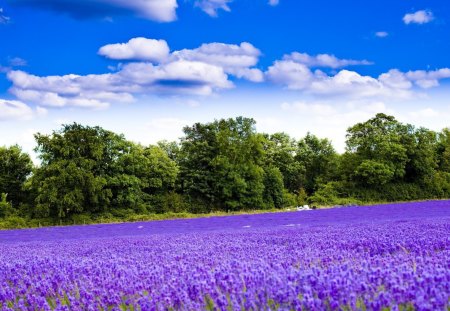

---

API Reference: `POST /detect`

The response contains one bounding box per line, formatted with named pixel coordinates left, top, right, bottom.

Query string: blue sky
left=1, top=0, right=450, bottom=158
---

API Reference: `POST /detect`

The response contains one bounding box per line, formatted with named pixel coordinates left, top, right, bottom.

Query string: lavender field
left=0, top=201, right=449, bottom=311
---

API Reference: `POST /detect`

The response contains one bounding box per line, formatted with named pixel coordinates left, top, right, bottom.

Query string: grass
left=1, top=197, right=447, bottom=231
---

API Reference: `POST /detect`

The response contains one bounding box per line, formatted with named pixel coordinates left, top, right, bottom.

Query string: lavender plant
left=0, top=200, right=449, bottom=310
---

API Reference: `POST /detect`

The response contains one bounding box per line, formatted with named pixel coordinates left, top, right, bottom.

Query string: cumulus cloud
left=8, top=39, right=263, bottom=109
left=10, top=0, right=178, bottom=22
left=194, top=0, right=232, bottom=17
left=266, top=53, right=450, bottom=100
left=375, top=31, right=388, bottom=38
left=268, top=0, right=279, bottom=6
left=405, top=68, right=450, bottom=89
left=0, top=99, right=34, bottom=121
left=98, top=38, right=170, bottom=62
left=172, top=42, right=264, bottom=82
left=403, top=10, right=434, bottom=25
left=284, top=52, right=373, bottom=69
left=8, top=61, right=231, bottom=108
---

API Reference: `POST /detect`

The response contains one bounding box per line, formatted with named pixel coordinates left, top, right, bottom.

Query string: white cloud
left=378, top=69, right=412, bottom=89
left=173, top=42, right=263, bottom=82
left=284, top=52, right=373, bottom=69
left=268, top=0, right=279, bottom=6
left=11, top=0, right=178, bottom=22
left=267, top=61, right=399, bottom=99
left=375, top=31, right=388, bottom=38
left=266, top=53, right=450, bottom=100
left=8, top=39, right=265, bottom=109
left=405, top=68, right=450, bottom=89
left=0, top=99, right=34, bottom=121
left=403, top=10, right=434, bottom=25
left=195, top=0, right=232, bottom=17
left=98, top=38, right=170, bottom=63
left=266, top=60, right=313, bottom=90
left=8, top=60, right=233, bottom=108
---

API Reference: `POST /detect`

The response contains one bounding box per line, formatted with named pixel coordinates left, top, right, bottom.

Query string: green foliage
left=0, top=145, right=33, bottom=207
left=355, top=160, right=395, bottom=185
left=296, top=188, right=309, bottom=206
left=180, top=117, right=265, bottom=212
left=295, top=133, right=338, bottom=193
left=345, top=113, right=410, bottom=182
left=263, top=166, right=284, bottom=209
left=262, top=132, right=305, bottom=192
left=32, top=123, right=179, bottom=219
left=1, top=114, right=449, bottom=228
left=281, top=190, right=297, bottom=207
left=0, top=193, right=14, bottom=218
left=0, top=216, right=27, bottom=229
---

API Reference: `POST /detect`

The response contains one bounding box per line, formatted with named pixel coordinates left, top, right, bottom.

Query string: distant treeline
left=1, top=113, right=449, bottom=227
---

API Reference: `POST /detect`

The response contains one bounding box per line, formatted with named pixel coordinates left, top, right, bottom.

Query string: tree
left=179, top=117, right=265, bottom=212
left=295, top=133, right=338, bottom=193
left=32, top=124, right=125, bottom=218
left=404, top=127, right=438, bottom=182
left=344, top=113, right=409, bottom=185
left=31, top=124, right=179, bottom=218
left=262, top=133, right=304, bottom=193
left=437, top=128, right=450, bottom=173
left=263, top=166, right=284, bottom=208
left=0, top=145, right=33, bottom=207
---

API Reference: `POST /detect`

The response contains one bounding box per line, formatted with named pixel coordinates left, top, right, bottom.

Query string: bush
left=0, top=216, right=27, bottom=229
left=282, top=190, right=297, bottom=207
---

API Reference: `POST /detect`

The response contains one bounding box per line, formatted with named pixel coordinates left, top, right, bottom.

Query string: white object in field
left=138, top=226, right=144, bottom=229
left=296, top=205, right=311, bottom=211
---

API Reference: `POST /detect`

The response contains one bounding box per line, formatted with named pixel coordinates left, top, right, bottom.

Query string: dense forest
left=1, top=113, right=449, bottom=228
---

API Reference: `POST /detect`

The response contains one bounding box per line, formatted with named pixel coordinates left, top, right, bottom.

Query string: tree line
left=1, top=113, right=449, bottom=227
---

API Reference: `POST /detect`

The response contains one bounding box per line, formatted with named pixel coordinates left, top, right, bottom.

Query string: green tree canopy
left=0, top=145, right=33, bottom=207
left=179, top=117, right=265, bottom=212
left=32, top=123, right=178, bottom=218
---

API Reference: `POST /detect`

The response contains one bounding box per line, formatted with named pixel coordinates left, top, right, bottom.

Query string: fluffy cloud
left=8, top=39, right=263, bottom=109
left=405, top=68, right=450, bottom=89
left=284, top=52, right=372, bottom=69
left=268, top=0, right=279, bottom=6
left=266, top=60, right=313, bottom=90
left=0, top=99, right=34, bottom=121
left=11, top=0, right=178, bottom=22
left=266, top=53, right=450, bottom=99
left=8, top=61, right=232, bottom=108
left=98, top=38, right=170, bottom=62
left=172, top=42, right=263, bottom=82
left=403, top=10, right=434, bottom=25
left=194, top=0, right=232, bottom=17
